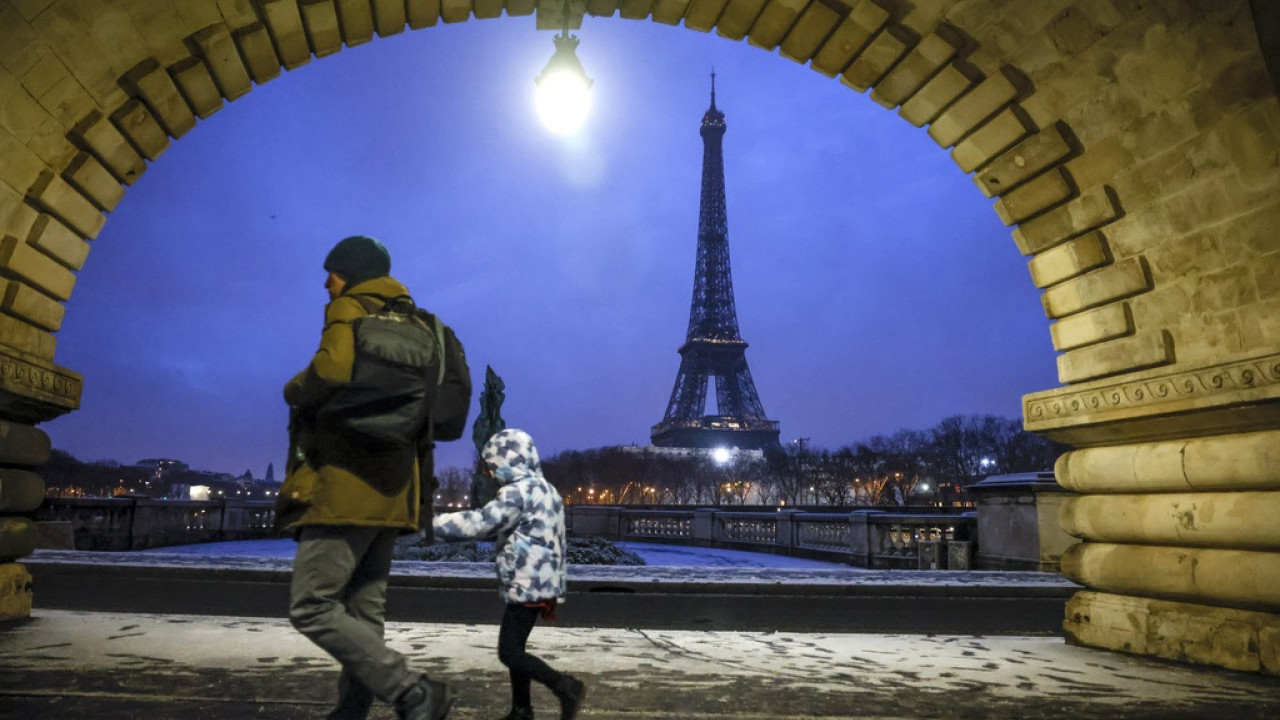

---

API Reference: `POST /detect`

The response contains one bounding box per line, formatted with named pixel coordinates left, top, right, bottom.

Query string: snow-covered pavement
left=3, top=608, right=1277, bottom=719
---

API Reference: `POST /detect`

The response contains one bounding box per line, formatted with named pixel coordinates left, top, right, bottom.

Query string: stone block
left=0, top=183, right=30, bottom=240
left=1057, top=329, right=1173, bottom=383
left=585, top=0, right=619, bottom=16
left=170, top=3, right=224, bottom=33
left=1063, top=542, right=1280, bottom=614
left=211, top=0, right=259, bottom=27
left=0, top=122, right=45, bottom=191
left=810, top=0, right=888, bottom=77
left=407, top=0, right=442, bottom=28
left=261, top=0, right=314, bottom=68
left=0, top=277, right=64, bottom=332
left=372, top=0, right=409, bottom=35
left=192, top=24, right=252, bottom=100
left=1064, top=590, right=1280, bottom=676
left=235, top=23, right=282, bottom=85
left=70, top=111, right=146, bottom=185
left=473, top=0, right=504, bottom=19
left=1012, top=184, right=1118, bottom=255
left=120, top=1, right=190, bottom=65
left=300, top=1, right=343, bottom=55
left=685, top=0, right=729, bottom=33
left=62, top=151, right=124, bottom=212
left=0, top=417, right=51, bottom=466
left=840, top=28, right=907, bottom=93
left=10, top=41, right=64, bottom=100
left=0, top=516, right=35, bottom=562
left=995, top=166, right=1073, bottom=225
left=336, top=0, right=376, bottom=42
left=747, top=0, right=810, bottom=52
left=870, top=31, right=959, bottom=109
left=1050, top=301, right=1132, bottom=352
left=0, top=76, right=52, bottom=144
left=716, top=0, right=762, bottom=38
left=975, top=123, right=1073, bottom=197
left=1190, top=264, right=1258, bottom=314
left=928, top=68, right=1019, bottom=148
left=972, top=474, right=1075, bottom=571
left=952, top=107, right=1032, bottom=174
left=0, top=233, right=74, bottom=302
left=899, top=63, right=975, bottom=126
left=24, top=171, right=104, bottom=242
left=170, top=57, right=223, bottom=120
left=1058, top=429, right=1280, bottom=495
left=440, top=0, right=471, bottom=23
left=652, top=0, right=691, bottom=26
left=27, top=8, right=116, bottom=109
left=778, top=2, right=840, bottom=62
left=1062, top=490, right=1280, bottom=550
left=1029, top=231, right=1110, bottom=289
left=0, top=346, right=79, bottom=412
left=35, top=69, right=94, bottom=127
left=0, top=468, right=43, bottom=512
left=26, top=214, right=88, bottom=271
left=1263, top=624, right=1280, bottom=674
left=0, top=562, right=32, bottom=620
left=79, top=3, right=143, bottom=67
left=125, top=59, right=197, bottom=139
left=111, top=98, right=170, bottom=162
left=1042, top=257, right=1149, bottom=318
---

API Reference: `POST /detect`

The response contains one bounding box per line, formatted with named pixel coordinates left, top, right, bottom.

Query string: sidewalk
left=3, top=608, right=1279, bottom=719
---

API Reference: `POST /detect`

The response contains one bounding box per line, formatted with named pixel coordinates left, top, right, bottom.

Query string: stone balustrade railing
left=35, top=472, right=1074, bottom=573
left=35, top=497, right=276, bottom=551
left=573, top=506, right=977, bottom=570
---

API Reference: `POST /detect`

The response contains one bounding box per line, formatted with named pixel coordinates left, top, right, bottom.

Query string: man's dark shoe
left=396, top=677, right=457, bottom=720
left=494, top=707, right=534, bottom=720
left=553, top=675, right=586, bottom=720
left=326, top=675, right=374, bottom=720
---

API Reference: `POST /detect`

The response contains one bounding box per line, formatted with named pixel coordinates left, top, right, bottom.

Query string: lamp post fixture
left=535, top=1, right=592, bottom=135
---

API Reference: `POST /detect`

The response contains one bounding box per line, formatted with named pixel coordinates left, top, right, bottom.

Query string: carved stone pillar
left=0, top=349, right=81, bottom=621
left=1026, top=352, right=1280, bottom=675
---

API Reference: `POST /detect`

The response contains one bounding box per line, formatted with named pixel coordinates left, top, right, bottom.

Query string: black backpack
left=315, top=294, right=445, bottom=449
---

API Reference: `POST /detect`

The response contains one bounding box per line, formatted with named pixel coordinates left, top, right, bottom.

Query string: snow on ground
left=27, top=539, right=1080, bottom=588
left=134, top=538, right=849, bottom=569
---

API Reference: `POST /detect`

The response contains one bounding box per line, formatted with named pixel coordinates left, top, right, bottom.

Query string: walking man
left=276, top=235, right=471, bottom=720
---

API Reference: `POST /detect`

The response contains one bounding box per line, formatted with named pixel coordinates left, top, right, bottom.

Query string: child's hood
left=481, top=428, right=544, bottom=487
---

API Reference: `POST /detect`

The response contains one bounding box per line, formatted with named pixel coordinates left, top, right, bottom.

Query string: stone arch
left=0, top=0, right=1277, bottom=675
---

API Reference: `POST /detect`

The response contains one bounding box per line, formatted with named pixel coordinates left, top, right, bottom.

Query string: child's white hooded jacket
left=432, top=428, right=567, bottom=604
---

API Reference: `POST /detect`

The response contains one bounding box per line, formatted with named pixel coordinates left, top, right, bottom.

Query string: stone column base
left=1064, top=590, right=1280, bottom=676
left=0, top=562, right=33, bottom=621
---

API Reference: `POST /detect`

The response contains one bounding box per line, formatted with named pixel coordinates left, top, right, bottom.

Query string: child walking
left=433, top=428, right=586, bottom=720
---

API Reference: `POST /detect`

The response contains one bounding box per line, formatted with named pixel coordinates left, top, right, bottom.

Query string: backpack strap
left=431, top=314, right=447, bottom=386
left=350, top=293, right=414, bottom=315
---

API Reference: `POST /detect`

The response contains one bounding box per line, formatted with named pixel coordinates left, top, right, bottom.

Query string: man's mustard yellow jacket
left=276, top=275, right=443, bottom=535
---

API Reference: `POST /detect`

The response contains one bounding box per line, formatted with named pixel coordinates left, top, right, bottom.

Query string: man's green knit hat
left=323, top=235, right=391, bottom=288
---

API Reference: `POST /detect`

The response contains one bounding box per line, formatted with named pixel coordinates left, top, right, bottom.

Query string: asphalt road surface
left=27, top=562, right=1071, bottom=635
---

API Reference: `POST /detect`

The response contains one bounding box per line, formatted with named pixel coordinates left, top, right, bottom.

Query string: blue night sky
left=42, top=18, right=1060, bottom=476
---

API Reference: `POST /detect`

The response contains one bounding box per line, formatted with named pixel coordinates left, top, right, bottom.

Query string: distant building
left=134, top=458, right=189, bottom=480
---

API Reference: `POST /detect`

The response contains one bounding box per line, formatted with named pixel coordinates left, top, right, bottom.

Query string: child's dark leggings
left=498, top=603, right=563, bottom=708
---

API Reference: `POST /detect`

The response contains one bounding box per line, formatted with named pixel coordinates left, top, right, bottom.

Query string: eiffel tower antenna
left=651, top=77, right=780, bottom=451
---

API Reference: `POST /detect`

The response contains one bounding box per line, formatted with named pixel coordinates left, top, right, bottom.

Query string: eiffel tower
left=651, top=76, right=780, bottom=451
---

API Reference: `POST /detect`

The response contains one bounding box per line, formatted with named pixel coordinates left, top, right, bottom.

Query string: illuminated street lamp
left=534, top=1, right=592, bottom=135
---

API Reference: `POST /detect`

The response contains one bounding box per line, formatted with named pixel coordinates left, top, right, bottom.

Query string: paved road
left=27, top=561, right=1073, bottom=634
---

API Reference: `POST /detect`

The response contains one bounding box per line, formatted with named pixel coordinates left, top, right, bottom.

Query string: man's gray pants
left=290, top=525, right=419, bottom=716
